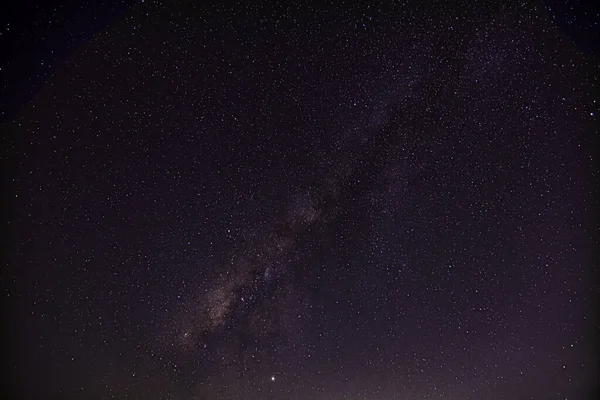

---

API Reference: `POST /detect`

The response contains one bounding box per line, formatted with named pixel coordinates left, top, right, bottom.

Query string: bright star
left=271, top=376, right=275, bottom=381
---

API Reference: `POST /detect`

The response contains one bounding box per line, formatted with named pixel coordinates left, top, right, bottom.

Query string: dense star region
left=3, top=1, right=598, bottom=399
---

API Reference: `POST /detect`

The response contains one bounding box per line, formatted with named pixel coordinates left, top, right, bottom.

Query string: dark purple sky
left=3, top=1, right=598, bottom=399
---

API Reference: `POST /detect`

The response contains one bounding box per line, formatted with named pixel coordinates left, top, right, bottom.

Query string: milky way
left=160, top=85, right=398, bottom=358
left=5, top=1, right=598, bottom=399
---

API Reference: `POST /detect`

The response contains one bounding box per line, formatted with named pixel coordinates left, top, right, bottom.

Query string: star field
left=2, top=1, right=599, bottom=399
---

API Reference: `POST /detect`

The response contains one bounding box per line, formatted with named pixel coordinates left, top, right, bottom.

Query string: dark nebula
left=3, top=1, right=598, bottom=399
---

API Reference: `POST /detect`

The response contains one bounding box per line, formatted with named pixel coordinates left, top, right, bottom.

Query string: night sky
left=2, top=1, right=599, bottom=399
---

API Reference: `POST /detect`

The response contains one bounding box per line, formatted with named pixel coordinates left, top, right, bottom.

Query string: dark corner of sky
left=1, top=0, right=139, bottom=120
left=543, top=0, right=600, bottom=55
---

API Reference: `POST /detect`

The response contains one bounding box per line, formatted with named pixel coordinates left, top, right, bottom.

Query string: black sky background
left=2, top=1, right=599, bottom=399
